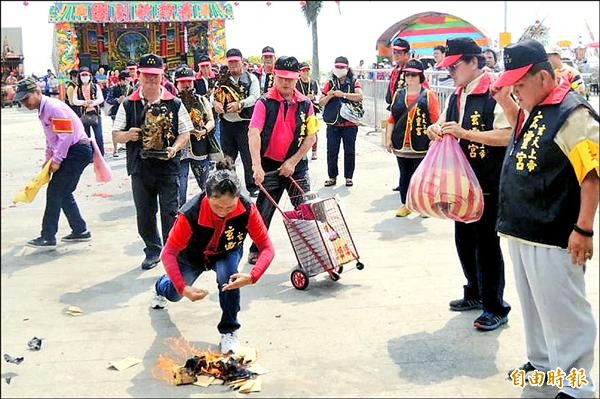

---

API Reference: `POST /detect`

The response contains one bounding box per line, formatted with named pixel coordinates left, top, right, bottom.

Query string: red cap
left=403, top=68, right=422, bottom=73
left=299, top=65, right=310, bottom=71
left=227, top=56, right=242, bottom=62
left=138, top=67, right=164, bottom=75
left=175, top=76, right=196, bottom=82
left=262, top=52, right=275, bottom=56
left=437, top=54, right=462, bottom=68
left=198, top=61, right=211, bottom=67
left=273, top=68, right=299, bottom=79
left=493, top=64, right=534, bottom=88
left=334, top=62, right=348, bottom=68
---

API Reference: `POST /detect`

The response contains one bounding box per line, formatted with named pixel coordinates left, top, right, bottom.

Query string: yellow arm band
left=306, top=114, right=318, bottom=135
left=568, top=139, right=599, bottom=184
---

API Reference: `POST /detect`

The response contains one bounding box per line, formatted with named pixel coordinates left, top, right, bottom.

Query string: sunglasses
left=448, top=60, right=465, bottom=73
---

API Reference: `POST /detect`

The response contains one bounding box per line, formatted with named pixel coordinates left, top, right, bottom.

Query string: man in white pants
left=493, top=39, right=599, bottom=399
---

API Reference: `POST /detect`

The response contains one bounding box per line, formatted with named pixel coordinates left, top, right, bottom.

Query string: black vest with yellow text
left=446, top=90, right=506, bottom=193
left=497, top=92, right=599, bottom=248
left=178, top=193, right=252, bottom=268
left=391, top=87, right=432, bottom=153
left=122, top=97, right=182, bottom=175
left=258, top=96, right=311, bottom=173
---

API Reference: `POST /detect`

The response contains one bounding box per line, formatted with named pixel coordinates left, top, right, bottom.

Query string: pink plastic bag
left=91, top=140, right=113, bottom=183
left=406, top=134, right=484, bottom=223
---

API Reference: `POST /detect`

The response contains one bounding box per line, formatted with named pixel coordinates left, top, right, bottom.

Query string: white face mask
left=81, top=76, right=91, bottom=84
left=332, top=68, right=347, bottom=78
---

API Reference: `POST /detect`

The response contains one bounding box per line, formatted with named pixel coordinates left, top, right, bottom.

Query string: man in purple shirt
left=15, top=77, right=93, bottom=248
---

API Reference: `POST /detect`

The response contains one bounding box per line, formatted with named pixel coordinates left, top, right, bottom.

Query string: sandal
left=247, top=252, right=259, bottom=265
left=345, top=179, right=354, bottom=187
left=324, top=178, right=336, bottom=187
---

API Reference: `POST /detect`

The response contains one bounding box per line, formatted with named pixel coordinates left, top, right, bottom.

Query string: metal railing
left=355, top=68, right=456, bottom=137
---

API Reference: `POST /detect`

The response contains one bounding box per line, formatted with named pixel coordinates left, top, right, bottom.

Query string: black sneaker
left=507, top=361, right=542, bottom=383
left=449, top=298, right=482, bottom=311
left=61, top=230, right=92, bottom=242
left=141, top=257, right=160, bottom=270
left=474, top=311, right=508, bottom=331
left=392, top=186, right=400, bottom=191
left=26, top=237, right=57, bottom=249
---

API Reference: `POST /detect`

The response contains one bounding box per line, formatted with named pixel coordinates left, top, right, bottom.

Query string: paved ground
left=1, top=105, right=598, bottom=398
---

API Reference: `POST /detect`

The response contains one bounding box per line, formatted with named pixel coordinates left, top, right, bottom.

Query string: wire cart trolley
left=258, top=176, right=364, bottom=290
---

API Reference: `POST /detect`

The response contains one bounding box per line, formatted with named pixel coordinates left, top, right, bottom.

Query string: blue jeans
left=326, top=125, right=358, bottom=179
left=178, top=158, right=212, bottom=205
left=83, top=116, right=104, bottom=156
left=154, top=246, right=243, bottom=334
left=41, top=143, right=92, bottom=240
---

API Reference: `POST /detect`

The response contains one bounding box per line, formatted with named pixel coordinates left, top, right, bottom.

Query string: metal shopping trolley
left=258, top=176, right=364, bottom=290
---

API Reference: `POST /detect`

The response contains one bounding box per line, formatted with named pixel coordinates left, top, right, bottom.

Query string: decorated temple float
left=48, top=1, right=233, bottom=82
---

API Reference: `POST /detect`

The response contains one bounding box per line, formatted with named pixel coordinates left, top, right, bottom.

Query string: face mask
left=81, top=76, right=90, bottom=83
left=332, top=68, right=347, bottom=78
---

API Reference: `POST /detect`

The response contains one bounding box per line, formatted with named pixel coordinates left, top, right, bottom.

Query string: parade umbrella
left=588, top=42, right=600, bottom=49
left=376, top=12, right=491, bottom=57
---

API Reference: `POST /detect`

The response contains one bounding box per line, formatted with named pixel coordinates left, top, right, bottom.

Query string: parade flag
left=13, top=160, right=52, bottom=203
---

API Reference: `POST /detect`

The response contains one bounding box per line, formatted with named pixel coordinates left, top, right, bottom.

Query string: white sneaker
left=220, top=332, right=240, bottom=354
left=150, top=294, right=167, bottom=309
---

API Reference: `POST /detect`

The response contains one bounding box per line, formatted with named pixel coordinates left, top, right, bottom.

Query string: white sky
left=1, top=0, right=599, bottom=76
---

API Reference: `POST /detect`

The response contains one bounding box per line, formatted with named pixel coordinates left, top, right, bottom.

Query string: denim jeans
left=83, top=116, right=104, bottom=156
left=131, top=170, right=179, bottom=260
left=219, top=118, right=257, bottom=192
left=178, top=158, right=212, bottom=205
left=41, top=143, right=92, bottom=240
left=326, top=125, right=358, bottom=179
left=396, top=156, right=423, bottom=204
left=454, top=192, right=511, bottom=317
left=155, top=246, right=243, bottom=334
left=249, top=169, right=310, bottom=254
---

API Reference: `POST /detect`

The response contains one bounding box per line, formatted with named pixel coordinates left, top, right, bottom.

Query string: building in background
left=48, top=1, right=234, bottom=79
left=1, top=27, right=25, bottom=79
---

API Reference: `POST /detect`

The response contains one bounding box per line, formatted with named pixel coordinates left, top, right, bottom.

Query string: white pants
left=508, top=239, right=597, bottom=398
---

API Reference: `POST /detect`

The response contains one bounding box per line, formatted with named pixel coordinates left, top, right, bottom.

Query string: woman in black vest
left=320, top=56, right=363, bottom=187
left=385, top=59, right=440, bottom=217
left=72, top=66, right=106, bottom=155
left=296, top=62, right=321, bottom=160
left=151, top=158, right=274, bottom=354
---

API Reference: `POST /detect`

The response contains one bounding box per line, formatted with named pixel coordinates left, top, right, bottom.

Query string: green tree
left=300, top=1, right=322, bottom=81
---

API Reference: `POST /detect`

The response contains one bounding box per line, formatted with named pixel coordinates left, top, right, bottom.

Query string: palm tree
left=300, top=1, right=323, bottom=81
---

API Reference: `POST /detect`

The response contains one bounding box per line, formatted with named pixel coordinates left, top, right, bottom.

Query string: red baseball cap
left=494, top=39, right=548, bottom=88
left=437, top=37, right=481, bottom=68
left=273, top=56, right=300, bottom=79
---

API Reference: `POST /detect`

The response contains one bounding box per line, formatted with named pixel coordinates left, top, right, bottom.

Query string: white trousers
left=508, top=239, right=597, bottom=398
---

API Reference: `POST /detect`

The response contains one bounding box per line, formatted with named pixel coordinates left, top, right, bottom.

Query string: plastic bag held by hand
left=406, top=134, right=484, bottom=223
left=91, top=139, right=113, bottom=183
left=13, top=160, right=53, bottom=203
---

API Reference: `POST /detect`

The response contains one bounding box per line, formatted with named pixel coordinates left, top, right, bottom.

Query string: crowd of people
left=9, top=33, right=599, bottom=398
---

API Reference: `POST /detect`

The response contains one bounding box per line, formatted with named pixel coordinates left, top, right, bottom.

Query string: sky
left=1, top=0, right=599, bottom=76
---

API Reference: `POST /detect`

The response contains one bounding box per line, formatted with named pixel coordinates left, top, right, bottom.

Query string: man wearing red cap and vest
left=112, top=53, right=192, bottom=270
left=195, top=54, right=216, bottom=98
left=247, top=56, right=319, bottom=265
left=213, top=48, right=261, bottom=197
left=426, top=37, right=513, bottom=332
left=254, top=46, right=276, bottom=95
left=493, top=39, right=598, bottom=399
left=296, top=62, right=320, bottom=160
left=385, top=38, right=411, bottom=108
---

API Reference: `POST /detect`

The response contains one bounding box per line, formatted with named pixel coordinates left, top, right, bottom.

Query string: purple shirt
left=38, top=95, right=87, bottom=164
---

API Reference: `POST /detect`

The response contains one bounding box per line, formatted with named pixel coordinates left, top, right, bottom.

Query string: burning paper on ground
left=152, top=337, right=263, bottom=393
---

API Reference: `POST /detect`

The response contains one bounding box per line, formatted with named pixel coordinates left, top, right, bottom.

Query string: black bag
left=81, top=110, right=99, bottom=126
left=322, top=96, right=342, bottom=125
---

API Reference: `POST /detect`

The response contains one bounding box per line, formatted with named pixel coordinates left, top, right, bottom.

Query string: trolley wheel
left=291, top=269, right=309, bottom=290
left=356, top=261, right=365, bottom=270
left=336, top=265, right=344, bottom=274
left=330, top=271, right=340, bottom=281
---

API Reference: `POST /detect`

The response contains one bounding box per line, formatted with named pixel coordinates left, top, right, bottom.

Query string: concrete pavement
left=1, top=106, right=598, bottom=398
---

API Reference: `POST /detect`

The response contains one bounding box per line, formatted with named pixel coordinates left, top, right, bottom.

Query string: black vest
left=390, top=88, right=432, bottom=153
left=497, top=92, right=599, bottom=248
left=254, top=70, right=274, bottom=94
left=446, top=89, right=506, bottom=193
left=322, top=77, right=357, bottom=125
left=237, top=71, right=255, bottom=120
left=178, top=193, right=252, bottom=268
left=122, top=97, right=182, bottom=176
left=258, top=96, right=311, bottom=172
left=77, top=83, right=99, bottom=114
left=195, top=77, right=216, bottom=97
left=296, top=79, right=320, bottom=113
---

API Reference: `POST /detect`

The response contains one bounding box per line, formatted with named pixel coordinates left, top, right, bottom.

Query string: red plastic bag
left=406, top=134, right=484, bottom=223
left=91, top=140, right=113, bottom=183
